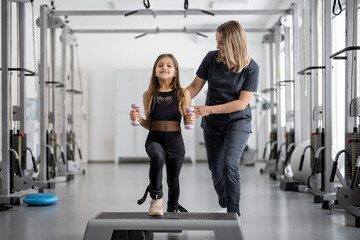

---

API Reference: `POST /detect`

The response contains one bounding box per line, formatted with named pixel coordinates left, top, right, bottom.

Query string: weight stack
left=285, top=130, right=295, bottom=161
left=345, top=132, right=360, bottom=184
left=9, top=130, right=27, bottom=193
left=46, top=131, right=57, bottom=179
left=67, top=131, right=75, bottom=160
left=47, top=131, right=57, bottom=155
left=269, top=129, right=278, bottom=160
left=311, top=128, right=324, bottom=173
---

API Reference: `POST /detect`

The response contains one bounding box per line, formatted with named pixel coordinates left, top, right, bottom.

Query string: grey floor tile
left=0, top=162, right=359, bottom=240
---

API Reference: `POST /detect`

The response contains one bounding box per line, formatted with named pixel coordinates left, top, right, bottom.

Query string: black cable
left=184, top=0, right=189, bottom=10
left=332, top=0, right=342, bottom=16
left=143, top=0, right=150, bottom=9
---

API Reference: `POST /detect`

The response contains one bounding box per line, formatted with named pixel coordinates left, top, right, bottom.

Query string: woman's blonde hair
left=216, top=20, right=251, bottom=73
left=144, top=54, right=186, bottom=118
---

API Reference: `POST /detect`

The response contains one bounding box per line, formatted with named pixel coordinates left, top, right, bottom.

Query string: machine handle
left=78, top=148, right=82, bottom=160
left=275, top=143, right=286, bottom=172
left=299, top=154, right=305, bottom=171
left=55, top=144, right=66, bottom=165
left=284, top=143, right=295, bottom=168
left=74, top=141, right=83, bottom=160
left=67, top=143, right=74, bottom=160
left=9, top=148, right=23, bottom=177
left=31, top=156, right=38, bottom=173
left=298, top=145, right=314, bottom=171
left=23, top=147, right=38, bottom=173
left=61, top=151, right=66, bottom=164
left=329, top=162, right=338, bottom=183
left=312, top=146, right=326, bottom=176
left=329, top=149, right=345, bottom=183
left=46, top=145, right=56, bottom=167
left=268, top=141, right=277, bottom=160
left=262, top=140, right=271, bottom=159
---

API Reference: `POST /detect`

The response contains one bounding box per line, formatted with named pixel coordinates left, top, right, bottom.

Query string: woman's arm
left=186, top=76, right=206, bottom=99
left=194, top=90, right=254, bottom=118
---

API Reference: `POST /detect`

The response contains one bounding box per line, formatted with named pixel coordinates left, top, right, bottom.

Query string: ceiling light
left=110, top=1, right=144, bottom=10
left=210, top=0, right=248, bottom=10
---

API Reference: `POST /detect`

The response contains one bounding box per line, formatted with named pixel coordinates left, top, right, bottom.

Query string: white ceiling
left=31, top=0, right=286, bottom=30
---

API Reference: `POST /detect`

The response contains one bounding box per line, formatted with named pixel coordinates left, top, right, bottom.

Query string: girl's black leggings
left=145, top=130, right=185, bottom=208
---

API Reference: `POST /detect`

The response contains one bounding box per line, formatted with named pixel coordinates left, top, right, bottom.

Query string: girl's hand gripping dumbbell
left=130, top=104, right=141, bottom=126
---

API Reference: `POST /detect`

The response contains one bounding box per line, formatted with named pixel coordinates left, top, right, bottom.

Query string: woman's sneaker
left=149, top=199, right=163, bottom=216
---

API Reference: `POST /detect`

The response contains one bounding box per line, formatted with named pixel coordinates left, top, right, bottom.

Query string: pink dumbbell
left=131, top=104, right=140, bottom=126
left=185, top=107, right=194, bottom=130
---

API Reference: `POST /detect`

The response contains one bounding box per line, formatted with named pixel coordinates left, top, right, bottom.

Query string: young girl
left=130, top=54, right=194, bottom=215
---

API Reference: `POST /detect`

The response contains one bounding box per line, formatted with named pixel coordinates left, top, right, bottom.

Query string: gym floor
left=0, top=161, right=359, bottom=240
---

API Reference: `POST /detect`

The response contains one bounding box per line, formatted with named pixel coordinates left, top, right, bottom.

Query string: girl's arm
left=139, top=91, right=151, bottom=129
left=186, top=76, right=206, bottom=99
left=130, top=91, right=150, bottom=130
left=194, top=90, right=254, bottom=118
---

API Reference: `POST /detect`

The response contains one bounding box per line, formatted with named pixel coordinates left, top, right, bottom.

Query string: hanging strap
left=184, top=0, right=189, bottom=10
left=143, top=0, right=150, bottom=9
left=332, top=0, right=342, bottom=16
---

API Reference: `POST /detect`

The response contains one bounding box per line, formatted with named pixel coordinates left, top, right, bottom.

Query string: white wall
left=75, top=32, right=267, bottom=161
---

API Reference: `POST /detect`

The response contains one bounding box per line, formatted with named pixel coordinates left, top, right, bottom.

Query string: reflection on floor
left=0, top=162, right=359, bottom=240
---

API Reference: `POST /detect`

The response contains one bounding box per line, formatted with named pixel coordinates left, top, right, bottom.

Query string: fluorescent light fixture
left=110, top=1, right=144, bottom=10
left=210, top=0, right=248, bottom=10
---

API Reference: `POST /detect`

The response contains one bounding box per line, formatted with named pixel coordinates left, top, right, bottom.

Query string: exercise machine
left=0, top=0, right=39, bottom=205
left=289, top=1, right=337, bottom=206
left=65, top=41, right=85, bottom=175
left=328, top=0, right=360, bottom=227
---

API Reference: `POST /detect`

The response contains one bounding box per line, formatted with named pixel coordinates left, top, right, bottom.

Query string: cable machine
left=260, top=30, right=278, bottom=176
left=291, top=1, right=337, bottom=206
left=31, top=4, right=66, bottom=189
left=34, top=3, right=85, bottom=186
left=329, top=0, right=360, bottom=228
left=65, top=37, right=85, bottom=175
left=275, top=16, right=298, bottom=185
left=45, top=5, right=67, bottom=182
left=0, top=0, right=39, bottom=206
left=260, top=5, right=300, bottom=180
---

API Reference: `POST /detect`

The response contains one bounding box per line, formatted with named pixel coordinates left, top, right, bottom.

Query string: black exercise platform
left=83, top=212, right=243, bottom=240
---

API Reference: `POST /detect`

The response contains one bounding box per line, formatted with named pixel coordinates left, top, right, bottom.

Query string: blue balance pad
left=23, top=193, right=58, bottom=206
